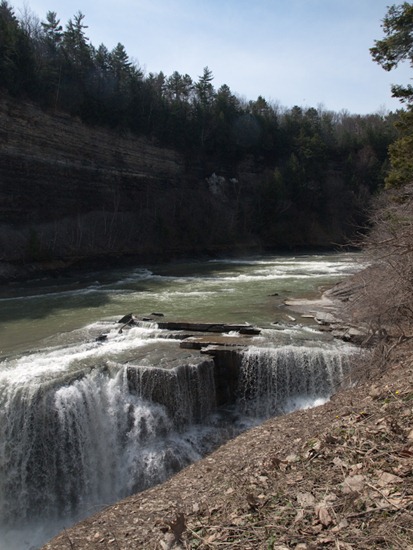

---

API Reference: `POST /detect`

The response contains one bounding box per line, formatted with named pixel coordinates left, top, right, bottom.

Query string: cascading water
left=0, top=339, right=356, bottom=550
left=237, top=345, right=352, bottom=418
left=0, top=352, right=229, bottom=550
left=0, top=252, right=364, bottom=549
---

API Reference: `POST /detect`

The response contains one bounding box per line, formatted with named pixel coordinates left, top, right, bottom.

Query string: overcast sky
left=13, top=0, right=413, bottom=114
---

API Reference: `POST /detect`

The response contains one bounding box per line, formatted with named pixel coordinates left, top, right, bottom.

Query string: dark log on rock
left=200, top=344, right=246, bottom=355
left=238, top=327, right=261, bottom=335
left=157, top=321, right=260, bottom=334
left=118, top=313, right=138, bottom=333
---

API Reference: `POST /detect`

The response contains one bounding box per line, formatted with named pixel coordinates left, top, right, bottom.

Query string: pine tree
left=0, top=0, right=34, bottom=94
left=371, top=2, right=413, bottom=187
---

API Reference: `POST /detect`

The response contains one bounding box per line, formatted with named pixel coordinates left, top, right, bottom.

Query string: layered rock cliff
left=0, top=94, right=258, bottom=280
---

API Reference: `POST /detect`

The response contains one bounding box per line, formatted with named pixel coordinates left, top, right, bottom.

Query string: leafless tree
left=348, top=184, right=413, bottom=343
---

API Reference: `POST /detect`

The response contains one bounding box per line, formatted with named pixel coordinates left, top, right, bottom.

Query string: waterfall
left=0, top=360, right=218, bottom=531
left=127, top=359, right=217, bottom=426
left=237, top=345, right=352, bottom=417
left=0, top=341, right=355, bottom=549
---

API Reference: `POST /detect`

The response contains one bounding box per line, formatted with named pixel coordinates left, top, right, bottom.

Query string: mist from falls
left=0, top=253, right=362, bottom=549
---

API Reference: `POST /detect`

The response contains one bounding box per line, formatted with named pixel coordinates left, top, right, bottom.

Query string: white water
left=0, top=354, right=229, bottom=550
left=237, top=345, right=351, bottom=417
left=0, top=252, right=363, bottom=355
left=0, top=253, right=363, bottom=549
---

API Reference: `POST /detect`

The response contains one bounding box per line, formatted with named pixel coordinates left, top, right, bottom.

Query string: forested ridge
left=0, top=1, right=404, bottom=278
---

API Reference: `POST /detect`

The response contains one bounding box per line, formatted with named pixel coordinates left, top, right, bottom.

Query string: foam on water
left=0, top=324, right=168, bottom=381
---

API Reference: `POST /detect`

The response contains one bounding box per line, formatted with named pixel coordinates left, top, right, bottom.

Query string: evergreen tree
left=371, top=2, right=413, bottom=187
left=38, top=11, right=63, bottom=106
left=0, top=0, right=34, bottom=94
left=213, top=83, right=241, bottom=154
left=63, top=12, right=90, bottom=64
left=41, top=11, right=63, bottom=53
left=194, top=66, right=215, bottom=147
left=110, top=43, right=131, bottom=84
left=194, top=66, right=214, bottom=107
left=58, top=11, right=93, bottom=113
left=166, top=71, right=193, bottom=102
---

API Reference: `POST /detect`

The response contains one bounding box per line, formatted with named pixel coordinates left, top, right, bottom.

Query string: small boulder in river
left=118, top=313, right=138, bottom=334
left=118, top=313, right=136, bottom=324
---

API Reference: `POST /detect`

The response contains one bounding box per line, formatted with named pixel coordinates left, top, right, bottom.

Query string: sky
left=12, top=0, right=413, bottom=114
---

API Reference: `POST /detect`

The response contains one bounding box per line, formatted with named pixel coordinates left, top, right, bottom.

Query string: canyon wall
left=0, top=94, right=257, bottom=280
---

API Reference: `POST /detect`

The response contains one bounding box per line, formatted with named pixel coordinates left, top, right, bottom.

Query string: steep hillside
left=0, top=95, right=183, bottom=226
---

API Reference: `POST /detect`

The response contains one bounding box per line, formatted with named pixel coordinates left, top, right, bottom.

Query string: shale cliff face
left=0, top=96, right=184, bottom=224
left=0, top=94, right=253, bottom=279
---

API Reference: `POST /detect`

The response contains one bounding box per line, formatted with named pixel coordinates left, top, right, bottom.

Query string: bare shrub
left=349, top=184, right=413, bottom=342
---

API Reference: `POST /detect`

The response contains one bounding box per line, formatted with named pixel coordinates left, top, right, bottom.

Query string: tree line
left=0, top=1, right=403, bottom=249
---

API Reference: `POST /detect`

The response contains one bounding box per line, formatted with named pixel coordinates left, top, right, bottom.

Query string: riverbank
left=42, top=340, right=413, bottom=549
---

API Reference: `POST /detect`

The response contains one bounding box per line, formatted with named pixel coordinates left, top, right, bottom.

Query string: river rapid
left=0, top=252, right=363, bottom=549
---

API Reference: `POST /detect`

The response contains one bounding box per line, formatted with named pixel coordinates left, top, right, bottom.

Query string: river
left=0, top=252, right=362, bottom=549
